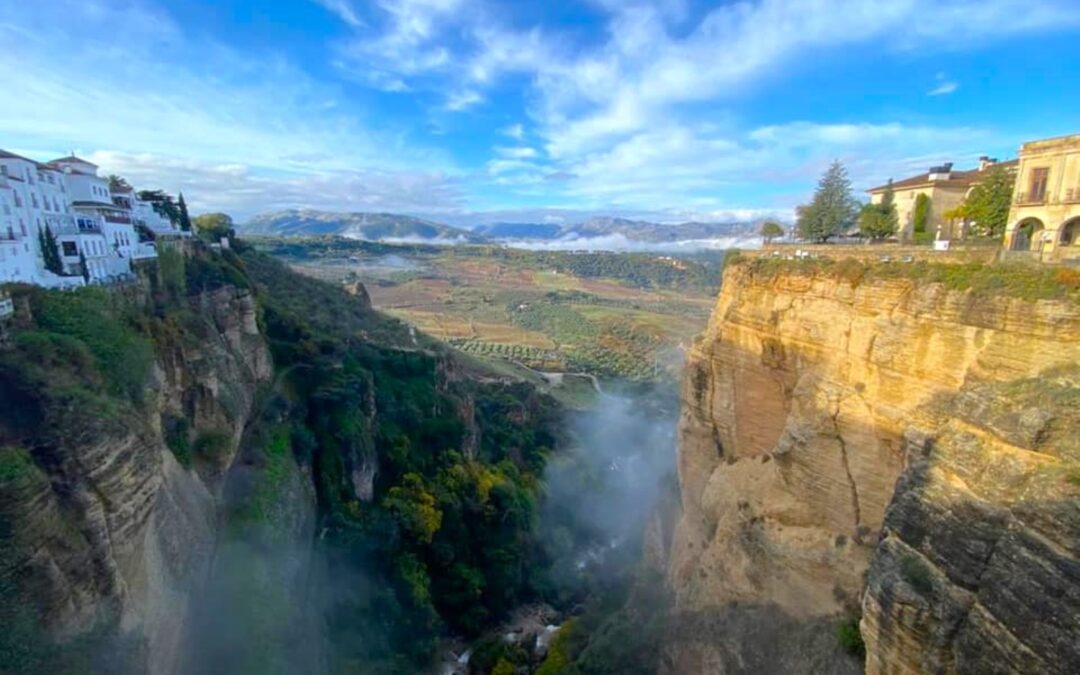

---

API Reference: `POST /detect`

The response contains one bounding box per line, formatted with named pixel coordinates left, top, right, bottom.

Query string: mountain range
left=241, top=210, right=756, bottom=245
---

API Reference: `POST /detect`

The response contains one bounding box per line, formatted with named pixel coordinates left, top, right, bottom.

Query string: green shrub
left=836, top=616, right=865, bottom=657
left=163, top=417, right=192, bottom=468
left=157, top=246, right=186, bottom=301
left=193, top=429, right=233, bottom=462
left=32, top=288, right=154, bottom=402
left=900, top=554, right=933, bottom=593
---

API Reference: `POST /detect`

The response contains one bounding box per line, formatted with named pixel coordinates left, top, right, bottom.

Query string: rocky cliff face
left=666, top=260, right=1080, bottom=673
left=0, top=281, right=274, bottom=673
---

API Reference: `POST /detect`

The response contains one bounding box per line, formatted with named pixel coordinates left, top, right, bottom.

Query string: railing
left=1063, top=188, right=1080, bottom=204
left=132, top=242, right=157, bottom=259
left=104, top=213, right=133, bottom=224
left=1013, top=192, right=1046, bottom=206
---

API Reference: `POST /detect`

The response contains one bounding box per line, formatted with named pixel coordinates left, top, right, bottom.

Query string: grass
left=836, top=616, right=865, bottom=658
left=740, top=256, right=1080, bottom=304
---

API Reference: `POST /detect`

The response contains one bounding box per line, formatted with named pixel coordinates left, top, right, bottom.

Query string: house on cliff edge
left=1003, top=132, right=1080, bottom=263
left=866, top=157, right=1017, bottom=242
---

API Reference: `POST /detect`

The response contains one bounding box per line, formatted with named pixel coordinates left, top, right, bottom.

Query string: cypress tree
left=40, top=226, right=64, bottom=275
left=79, top=250, right=90, bottom=283
left=796, top=160, right=859, bottom=242
left=178, top=192, right=192, bottom=232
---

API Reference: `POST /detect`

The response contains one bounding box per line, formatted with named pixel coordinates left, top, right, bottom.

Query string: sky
left=2, top=0, right=1079, bottom=225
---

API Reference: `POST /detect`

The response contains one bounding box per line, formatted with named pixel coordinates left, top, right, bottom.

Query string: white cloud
left=88, top=151, right=463, bottom=220
left=928, top=81, right=959, bottom=96
left=445, top=89, right=484, bottom=111
left=928, top=72, right=959, bottom=96
left=501, top=124, right=526, bottom=140
left=0, top=0, right=459, bottom=218
left=313, top=0, right=364, bottom=28
left=495, top=146, right=540, bottom=159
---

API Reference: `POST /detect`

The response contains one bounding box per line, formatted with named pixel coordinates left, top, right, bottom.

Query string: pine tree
left=913, top=193, right=932, bottom=236
left=178, top=192, right=192, bottom=232
left=796, top=160, right=859, bottom=242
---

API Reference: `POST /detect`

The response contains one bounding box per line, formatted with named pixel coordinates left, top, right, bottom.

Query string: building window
left=1029, top=167, right=1049, bottom=203
left=62, top=241, right=77, bottom=257
left=0, top=165, right=7, bottom=176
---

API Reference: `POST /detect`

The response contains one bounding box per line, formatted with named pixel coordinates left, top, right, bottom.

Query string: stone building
left=867, top=157, right=1016, bottom=241
left=1002, top=133, right=1080, bottom=263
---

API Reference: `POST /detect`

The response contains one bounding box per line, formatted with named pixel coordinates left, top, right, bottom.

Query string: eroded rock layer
left=667, top=261, right=1080, bottom=673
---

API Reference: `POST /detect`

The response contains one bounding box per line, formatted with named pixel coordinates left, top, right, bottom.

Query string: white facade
left=0, top=150, right=179, bottom=288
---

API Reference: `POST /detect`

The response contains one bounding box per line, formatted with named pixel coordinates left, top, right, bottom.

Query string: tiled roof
left=868, top=159, right=1017, bottom=193
left=0, top=149, right=37, bottom=162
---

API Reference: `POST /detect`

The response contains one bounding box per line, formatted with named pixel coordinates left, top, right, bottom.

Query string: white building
left=0, top=149, right=178, bottom=288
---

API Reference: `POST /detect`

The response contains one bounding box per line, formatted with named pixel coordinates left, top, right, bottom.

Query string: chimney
left=928, top=162, right=953, bottom=181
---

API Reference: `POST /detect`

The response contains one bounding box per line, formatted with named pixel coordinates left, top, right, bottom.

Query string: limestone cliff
left=666, top=258, right=1080, bottom=673
left=0, top=273, right=274, bottom=673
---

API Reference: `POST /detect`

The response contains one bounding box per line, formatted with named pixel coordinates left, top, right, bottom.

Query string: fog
left=539, top=382, right=680, bottom=596
left=496, top=232, right=760, bottom=253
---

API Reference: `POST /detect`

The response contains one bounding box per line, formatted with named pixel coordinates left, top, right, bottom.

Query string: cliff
left=0, top=270, right=275, bottom=673
left=0, top=244, right=563, bottom=674
left=666, top=257, right=1080, bottom=673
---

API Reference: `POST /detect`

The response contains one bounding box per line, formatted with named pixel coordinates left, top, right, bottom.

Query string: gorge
left=1, top=242, right=1078, bottom=674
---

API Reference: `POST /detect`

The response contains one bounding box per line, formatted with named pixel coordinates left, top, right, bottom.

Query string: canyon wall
left=0, top=278, right=278, bottom=673
left=666, top=259, right=1079, bottom=673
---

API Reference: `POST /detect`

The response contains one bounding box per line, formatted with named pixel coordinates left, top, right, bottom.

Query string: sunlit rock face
left=666, top=261, right=1080, bottom=673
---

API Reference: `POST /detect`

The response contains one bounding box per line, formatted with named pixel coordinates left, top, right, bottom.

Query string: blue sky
left=2, top=0, right=1079, bottom=224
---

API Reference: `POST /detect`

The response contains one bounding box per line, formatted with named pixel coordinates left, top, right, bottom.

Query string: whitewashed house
left=0, top=150, right=82, bottom=288
left=0, top=148, right=174, bottom=289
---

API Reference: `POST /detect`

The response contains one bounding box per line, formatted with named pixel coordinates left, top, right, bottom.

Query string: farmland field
left=250, top=236, right=727, bottom=388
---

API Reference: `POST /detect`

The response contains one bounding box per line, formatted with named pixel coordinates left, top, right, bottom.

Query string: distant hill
left=243, top=209, right=757, bottom=247
left=242, top=209, right=483, bottom=242
left=471, top=222, right=564, bottom=239
left=565, top=217, right=751, bottom=242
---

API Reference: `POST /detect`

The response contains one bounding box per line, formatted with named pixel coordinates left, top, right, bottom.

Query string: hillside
left=0, top=242, right=575, bottom=674
left=242, top=209, right=482, bottom=242
left=251, top=236, right=725, bottom=384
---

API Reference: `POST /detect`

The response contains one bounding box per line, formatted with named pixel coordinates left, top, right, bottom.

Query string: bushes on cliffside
left=233, top=246, right=563, bottom=670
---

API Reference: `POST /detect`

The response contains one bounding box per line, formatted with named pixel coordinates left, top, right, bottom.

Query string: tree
left=137, top=190, right=181, bottom=225
left=177, top=192, right=192, bottom=232
left=107, top=174, right=131, bottom=191
left=952, top=164, right=1014, bottom=238
left=858, top=179, right=899, bottom=240
left=760, top=220, right=785, bottom=244
left=913, top=193, right=931, bottom=237
left=796, top=160, right=859, bottom=242
left=193, top=212, right=235, bottom=241
left=78, top=251, right=90, bottom=283
left=38, top=226, right=64, bottom=275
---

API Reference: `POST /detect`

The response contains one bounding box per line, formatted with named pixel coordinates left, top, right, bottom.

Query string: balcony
left=1013, top=191, right=1046, bottom=206
left=104, top=213, right=133, bottom=225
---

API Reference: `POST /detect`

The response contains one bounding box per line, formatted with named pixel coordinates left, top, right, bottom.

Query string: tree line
left=759, top=160, right=1015, bottom=244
